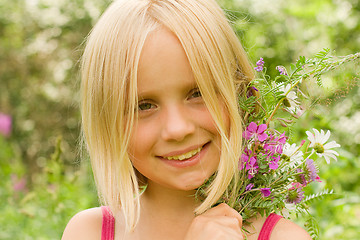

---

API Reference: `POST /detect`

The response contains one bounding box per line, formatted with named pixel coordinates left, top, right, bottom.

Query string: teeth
left=165, top=146, right=202, bottom=161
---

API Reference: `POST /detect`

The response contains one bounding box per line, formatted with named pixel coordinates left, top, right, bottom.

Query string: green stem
left=239, top=188, right=262, bottom=197
left=239, top=191, right=262, bottom=214
left=266, top=98, right=284, bottom=126
left=270, top=152, right=316, bottom=187
left=265, top=74, right=303, bottom=126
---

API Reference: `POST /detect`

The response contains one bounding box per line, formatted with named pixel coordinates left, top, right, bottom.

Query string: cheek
left=218, top=101, right=231, bottom=136
left=201, top=102, right=230, bottom=138
left=128, top=122, right=156, bottom=162
left=128, top=130, right=151, bottom=181
left=223, top=108, right=231, bottom=135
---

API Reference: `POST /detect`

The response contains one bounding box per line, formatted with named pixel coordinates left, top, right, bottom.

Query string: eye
left=138, top=101, right=156, bottom=111
left=189, top=88, right=202, bottom=99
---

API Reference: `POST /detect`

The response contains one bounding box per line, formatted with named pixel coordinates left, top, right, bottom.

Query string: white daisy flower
left=282, top=143, right=304, bottom=168
left=279, top=84, right=300, bottom=113
left=281, top=203, right=297, bottom=219
left=306, top=129, right=341, bottom=164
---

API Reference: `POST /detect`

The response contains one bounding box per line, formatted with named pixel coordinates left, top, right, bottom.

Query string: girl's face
left=128, top=27, right=229, bottom=192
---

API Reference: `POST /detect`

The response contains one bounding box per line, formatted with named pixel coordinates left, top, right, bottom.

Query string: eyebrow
left=136, top=80, right=199, bottom=98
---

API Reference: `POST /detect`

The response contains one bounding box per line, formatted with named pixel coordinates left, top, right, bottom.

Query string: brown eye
left=138, top=102, right=155, bottom=111
left=189, top=88, right=202, bottom=99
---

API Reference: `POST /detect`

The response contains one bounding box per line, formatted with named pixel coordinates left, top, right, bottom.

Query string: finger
left=200, top=216, right=244, bottom=238
left=218, top=204, right=243, bottom=226
left=205, top=203, right=243, bottom=228
left=213, top=216, right=245, bottom=239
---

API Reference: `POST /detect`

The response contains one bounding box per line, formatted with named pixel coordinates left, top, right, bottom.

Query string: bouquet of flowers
left=196, top=49, right=360, bottom=239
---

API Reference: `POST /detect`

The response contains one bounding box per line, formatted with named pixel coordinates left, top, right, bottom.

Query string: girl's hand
left=184, top=203, right=244, bottom=240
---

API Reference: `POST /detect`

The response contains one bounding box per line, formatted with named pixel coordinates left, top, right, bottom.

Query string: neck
left=141, top=181, right=199, bottom=216
left=134, top=181, right=199, bottom=239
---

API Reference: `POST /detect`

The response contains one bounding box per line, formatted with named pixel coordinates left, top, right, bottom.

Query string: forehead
left=136, top=27, right=197, bottom=95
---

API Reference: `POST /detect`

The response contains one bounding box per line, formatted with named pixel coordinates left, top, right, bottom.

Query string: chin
left=178, top=172, right=214, bottom=191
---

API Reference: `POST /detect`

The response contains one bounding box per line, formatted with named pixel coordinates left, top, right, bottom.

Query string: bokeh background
left=1, top=0, right=359, bottom=239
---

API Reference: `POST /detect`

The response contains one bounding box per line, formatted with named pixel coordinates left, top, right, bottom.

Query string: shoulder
left=61, top=207, right=103, bottom=240
left=271, top=217, right=312, bottom=240
left=244, top=214, right=312, bottom=240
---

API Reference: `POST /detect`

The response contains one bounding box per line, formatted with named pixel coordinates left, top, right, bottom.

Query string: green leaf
left=302, top=189, right=334, bottom=204
left=290, top=63, right=296, bottom=73
left=314, top=48, right=330, bottom=59
left=304, top=215, right=320, bottom=240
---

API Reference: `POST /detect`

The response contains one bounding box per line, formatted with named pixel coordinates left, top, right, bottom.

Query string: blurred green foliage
left=0, top=0, right=359, bottom=239
left=0, top=136, right=98, bottom=239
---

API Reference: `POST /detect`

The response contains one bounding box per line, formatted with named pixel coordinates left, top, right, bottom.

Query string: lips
left=163, top=146, right=203, bottom=161
left=159, top=143, right=207, bottom=160
left=158, top=142, right=209, bottom=168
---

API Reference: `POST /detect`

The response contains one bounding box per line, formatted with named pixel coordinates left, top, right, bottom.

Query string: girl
left=62, top=0, right=312, bottom=239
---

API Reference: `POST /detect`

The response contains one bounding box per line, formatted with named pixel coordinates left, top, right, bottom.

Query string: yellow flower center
left=283, top=98, right=291, bottom=107
left=314, top=143, right=324, bottom=153
left=281, top=154, right=290, bottom=162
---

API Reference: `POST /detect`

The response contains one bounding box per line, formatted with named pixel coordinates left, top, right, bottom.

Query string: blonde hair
left=81, top=0, right=254, bottom=232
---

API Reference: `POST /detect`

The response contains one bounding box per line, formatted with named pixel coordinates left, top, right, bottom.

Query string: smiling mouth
left=163, top=146, right=203, bottom=161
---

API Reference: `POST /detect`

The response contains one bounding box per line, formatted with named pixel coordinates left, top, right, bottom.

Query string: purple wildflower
left=295, top=168, right=307, bottom=185
left=276, top=66, right=288, bottom=76
left=254, top=58, right=265, bottom=72
left=246, top=183, right=254, bottom=191
left=286, top=186, right=304, bottom=204
left=263, top=132, right=287, bottom=155
left=256, top=58, right=265, bottom=66
left=269, top=155, right=280, bottom=170
left=239, top=148, right=252, bottom=170
left=291, top=182, right=303, bottom=189
left=238, top=159, right=245, bottom=170
left=261, top=188, right=271, bottom=197
left=277, top=132, right=287, bottom=142
left=239, top=154, right=247, bottom=170
left=0, top=113, right=12, bottom=137
left=275, top=132, right=287, bottom=153
left=243, top=122, right=268, bottom=142
left=246, top=86, right=259, bottom=98
left=246, top=156, right=259, bottom=179
left=254, top=66, right=263, bottom=72
left=269, top=161, right=278, bottom=170
left=304, top=159, right=318, bottom=182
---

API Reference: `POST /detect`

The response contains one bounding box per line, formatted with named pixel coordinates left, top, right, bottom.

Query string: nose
left=161, top=104, right=195, bottom=142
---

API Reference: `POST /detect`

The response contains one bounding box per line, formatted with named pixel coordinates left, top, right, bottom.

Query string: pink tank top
left=101, top=206, right=115, bottom=240
left=100, top=206, right=282, bottom=240
left=257, top=213, right=283, bottom=240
